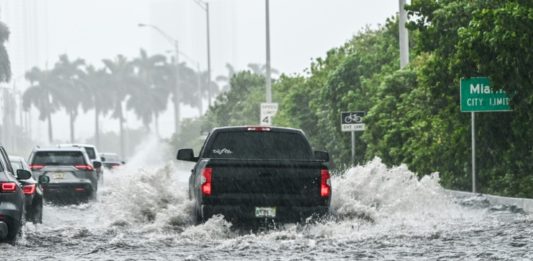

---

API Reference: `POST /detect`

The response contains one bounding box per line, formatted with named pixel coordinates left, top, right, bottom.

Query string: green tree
left=204, top=71, right=265, bottom=130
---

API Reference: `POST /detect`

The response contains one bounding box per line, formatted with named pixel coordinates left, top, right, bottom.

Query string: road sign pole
left=471, top=112, right=476, bottom=193
left=351, top=131, right=355, bottom=166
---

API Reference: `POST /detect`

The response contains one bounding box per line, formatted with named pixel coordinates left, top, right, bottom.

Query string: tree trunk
left=69, top=111, right=75, bottom=143
left=94, top=106, right=100, bottom=148
left=47, top=113, right=53, bottom=143
left=118, top=105, right=125, bottom=159
left=173, top=91, right=180, bottom=136
left=154, top=111, right=160, bottom=138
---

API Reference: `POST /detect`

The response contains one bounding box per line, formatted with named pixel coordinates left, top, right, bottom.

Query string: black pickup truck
left=177, top=126, right=331, bottom=225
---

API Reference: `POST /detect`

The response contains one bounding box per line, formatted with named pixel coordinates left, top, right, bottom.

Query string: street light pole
left=138, top=23, right=181, bottom=135
left=265, top=0, right=272, bottom=103
left=192, top=0, right=213, bottom=107
left=173, top=41, right=181, bottom=135
left=205, top=2, right=212, bottom=107
left=399, top=0, right=409, bottom=68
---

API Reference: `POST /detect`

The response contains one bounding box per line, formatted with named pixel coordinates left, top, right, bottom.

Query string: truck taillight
left=247, top=127, right=271, bottom=132
left=29, top=164, right=45, bottom=171
left=320, top=169, right=331, bottom=198
left=0, top=182, right=17, bottom=193
left=201, top=167, right=213, bottom=196
left=23, top=184, right=36, bottom=195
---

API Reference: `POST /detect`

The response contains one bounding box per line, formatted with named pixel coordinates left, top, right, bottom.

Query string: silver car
left=28, top=147, right=102, bottom=203
left=57, top=144, right=103, bottom=184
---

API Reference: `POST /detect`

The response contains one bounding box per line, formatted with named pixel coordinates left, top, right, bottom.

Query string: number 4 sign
left=260, top=103, right=278, bottom=126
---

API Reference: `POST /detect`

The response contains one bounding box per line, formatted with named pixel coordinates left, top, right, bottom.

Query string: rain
left=0, top=0, right=533, bottom=260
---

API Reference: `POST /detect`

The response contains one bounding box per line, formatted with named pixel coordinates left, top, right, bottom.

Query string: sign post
left=260, top=103, right=278, bottom=126
left=460, top=77, right=511, bottom=193
left=341, top=111, right=366, bottom=165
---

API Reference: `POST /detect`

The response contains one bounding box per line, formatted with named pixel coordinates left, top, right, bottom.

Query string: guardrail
left=447, top=190, right=533, bottom=214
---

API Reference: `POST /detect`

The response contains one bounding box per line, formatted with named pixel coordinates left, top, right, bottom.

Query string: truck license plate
left=255, top=207, right=276, bottom=218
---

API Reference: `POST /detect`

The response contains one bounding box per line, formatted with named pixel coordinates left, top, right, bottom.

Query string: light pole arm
left=138, top=23, right=178, bottom=47
left=192, top=0, right=207, bottom=11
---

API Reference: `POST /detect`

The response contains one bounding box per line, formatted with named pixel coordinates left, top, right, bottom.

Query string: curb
left=446, top=190, right=533, bottom=214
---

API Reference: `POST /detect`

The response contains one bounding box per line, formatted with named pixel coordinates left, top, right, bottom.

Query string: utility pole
left=265, top=0, right=272, bottom=103
left=205, top=2, right=212, bottom=108
left=399, top=0, right=409, bottom=68
left=174, top=41, right=181, bottom=135
left=192, top=0, right=212, bottom=108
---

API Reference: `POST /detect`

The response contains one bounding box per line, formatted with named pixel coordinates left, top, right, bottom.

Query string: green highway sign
left=460, top=77, right=511, bottom=112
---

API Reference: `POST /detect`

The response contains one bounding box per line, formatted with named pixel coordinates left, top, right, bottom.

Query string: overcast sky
left=2, top=0, right=399, bottom=142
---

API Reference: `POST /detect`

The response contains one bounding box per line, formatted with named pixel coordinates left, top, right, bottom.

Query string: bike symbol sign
left=341, top=111, right=365, bottom=132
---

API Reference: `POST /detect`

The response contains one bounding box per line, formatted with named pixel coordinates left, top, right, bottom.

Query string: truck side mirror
left=177, top=149, right=195, bottom=162
left=314, top=150, right=329, bottom=162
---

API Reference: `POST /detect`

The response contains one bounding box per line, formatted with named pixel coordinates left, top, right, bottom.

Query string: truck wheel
left=193, top=206, right=203, bottom=225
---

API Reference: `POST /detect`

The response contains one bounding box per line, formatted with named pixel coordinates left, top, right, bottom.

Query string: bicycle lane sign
left=341, top=111, right=366, bottom=132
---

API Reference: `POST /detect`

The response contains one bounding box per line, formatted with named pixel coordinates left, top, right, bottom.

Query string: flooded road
left=3, top=139, right=532, bottom=260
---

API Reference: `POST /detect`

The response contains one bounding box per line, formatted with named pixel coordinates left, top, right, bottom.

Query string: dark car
left=9, top=156, right=44, bottom=224
left=0, top=146, right=34, bottom=242
left=100, top=152, right=125, bottom=170
left=28, top=147, right=101, bottom=203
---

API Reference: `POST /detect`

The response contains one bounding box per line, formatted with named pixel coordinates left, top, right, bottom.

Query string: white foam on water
left=33, top=136, right=487, bottom=247
left=300, top=158, right=486, bottom=240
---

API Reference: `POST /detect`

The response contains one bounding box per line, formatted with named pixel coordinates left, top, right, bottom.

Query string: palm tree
left=52, top=55, right=86, bottom=143
left=23, top=67, right=59, bottom=143
left=215, top=63, right=236, bottom=92
left=160, top=59, right=200, bottom=134
left=0, top=22, right=11, bottom=83
left=82, top=65, right=114, bottom=148
left=198, top=69, right=219, bottom=114
left=177, top=63, right=202, bottom=112
left=130, top=49, right=169, bottom=136
left=102, top=55, right=135, bottom=158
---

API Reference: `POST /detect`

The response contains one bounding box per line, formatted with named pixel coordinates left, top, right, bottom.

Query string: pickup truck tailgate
left=206, top=159, right=325, bottom=206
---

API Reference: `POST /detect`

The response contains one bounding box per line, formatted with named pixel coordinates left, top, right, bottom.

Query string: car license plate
left=53, top=172, right=65, bottom=179
left=255, top=207, right=276, bottom=218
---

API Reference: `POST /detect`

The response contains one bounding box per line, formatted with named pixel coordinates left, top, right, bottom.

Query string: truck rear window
left=206, top=132, right=313, bottom=159
left=32, top=151, right=86, bottom=165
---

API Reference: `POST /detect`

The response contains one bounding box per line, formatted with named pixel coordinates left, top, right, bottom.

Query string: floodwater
left=2, top=138, right=532, bottom=260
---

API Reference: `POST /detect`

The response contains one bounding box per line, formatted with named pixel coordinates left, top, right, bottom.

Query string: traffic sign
left=261, top=103, right=278, bottom=117
left=341, top=111, right=365, bottom=132
left=460, top=77, right=511, bottom=112
left=260, top=114, right=272, bottom=126
left=260, top=103, right=278, bottom=126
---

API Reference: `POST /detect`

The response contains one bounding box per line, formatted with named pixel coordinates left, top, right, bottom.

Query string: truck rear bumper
left=201, top=204, right=329, bottom=223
